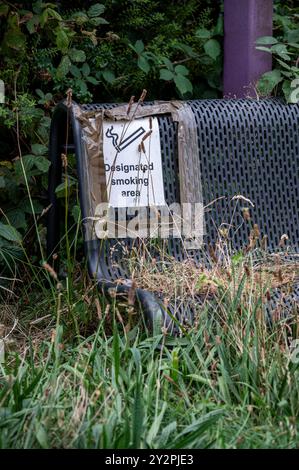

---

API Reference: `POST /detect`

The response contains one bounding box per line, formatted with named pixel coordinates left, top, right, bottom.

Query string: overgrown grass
left=0, top=256, right=298, bottom=449
left=0, top=90, right=298, bottom=448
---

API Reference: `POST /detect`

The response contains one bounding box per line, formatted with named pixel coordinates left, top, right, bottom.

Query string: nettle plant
left=256, top=6, right=299, bottom=103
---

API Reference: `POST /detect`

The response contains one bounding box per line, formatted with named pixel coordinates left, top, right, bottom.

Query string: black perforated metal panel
left=80, top=99, right=299, bottom=319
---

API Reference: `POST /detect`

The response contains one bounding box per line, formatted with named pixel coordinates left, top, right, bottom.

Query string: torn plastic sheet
left=73, top=100, right=204, bottom=248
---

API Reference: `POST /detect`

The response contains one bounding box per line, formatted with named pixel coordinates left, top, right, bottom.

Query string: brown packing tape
left=73, top=101, right=204, bottom=245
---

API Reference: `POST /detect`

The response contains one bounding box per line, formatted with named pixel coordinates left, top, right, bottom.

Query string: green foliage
left=0, top=272, right=298, bottom=448
left=256, top=1, right=299, bottom=102
left=0, top=1, right=223, bottom=267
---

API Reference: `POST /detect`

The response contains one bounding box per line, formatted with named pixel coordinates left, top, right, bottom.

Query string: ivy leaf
left=88, top=3, right=105, bottom=18
left=174, top=65, right=189, bottom=76
left=257, top=69, right=283, bottom=95
left=160, top=69, right=174, bottom=81
left=196, top=28, right=211, bottom=39
left=256, top=36, right=278, bottom=45
left=69, top=48, right=86, bottom=62
left=138, top=56, right=150, bottom=74
left=174, top=74, right=193, bottom=95
left=204, top=39, right=221, bottom=60
left=0, top=222, right=22, bottom=243
left=0, top=176, right=5, bottom=188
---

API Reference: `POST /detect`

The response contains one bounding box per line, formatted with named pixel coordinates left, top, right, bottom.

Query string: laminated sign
left=103, top=117, right=166, bottom=208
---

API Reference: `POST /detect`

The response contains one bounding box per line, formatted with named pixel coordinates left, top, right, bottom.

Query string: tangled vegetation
left=0, top=0, right=299, bottom=450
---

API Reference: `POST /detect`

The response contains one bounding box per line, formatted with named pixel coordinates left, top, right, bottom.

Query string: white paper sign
left=103, top=117, right=166, bottom=208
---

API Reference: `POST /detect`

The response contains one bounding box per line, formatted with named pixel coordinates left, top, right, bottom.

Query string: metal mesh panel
left=79, top=99, right=299, bottom=318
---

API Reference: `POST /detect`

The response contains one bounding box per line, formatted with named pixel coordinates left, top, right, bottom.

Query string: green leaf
left=196, top=28, right=211, bottom=39
left=86, top=76, right=98, bottom=85
left=72, top=205, right=81, bottom=223
left=69, top=48, right=86, bottom=62
left=34, top=156, right=51, bottom=173
left=171, top=410, right=224, bottom=449
left=173, top=43, right=197, bottom=58
left=6, top=209, right=26, bottom=230
left=55, top=28, right=70, bottom=51
left=132, top=378, right=144, bottom=448
left=88, top=3, right=105, bottom=18
left=134, top=39, right=144, bottom=55
left=36, top=425, right=49, bottom=449
left=81, top=62, right=90, bottom=77
left=204, top=39, right=221, bottom=60
left=55, top=178, right=76, bottom=197
left=71, top=12, right=89, bottom=25
left=77, top=79, right=88, bottom=94
left=3, top=27, right=26, bottom=52
left=0, top=223, right=22, bottom=243
left=70, top=65, right=81, bottom=78
left=14, top=155, right=35, bottom=177
left=31, top=144, right=48, bottom=156
left=160, top=69, right=174, bottom=81
left=174, top=74, right=193, bottom=95
left=137, top=55, right=150, bottom=74
left=161, top=57, right=174, bottom=71
left=174, top=65, right=189, bottom=76
left=287, top=29, right=299, bottom=44
left=256, top=46, right=272, bottom=53
left=214, top=15, right=224, bottom=36
left=47, top=8, right=62, bottom=21
left=89, top=17, right=109, bottom=26
left=56, top=55, right=71, bottom=78
left=256, top=36, right=278, bottom=45
left=102, top=70, right=115, bottom=83
left=19, top=198, right=43, bottom=214
left=270, top=44, right=291, bottom=60
left=257, top=69, right=283, bottom=95
left=282, top=80, right=292, bottom=103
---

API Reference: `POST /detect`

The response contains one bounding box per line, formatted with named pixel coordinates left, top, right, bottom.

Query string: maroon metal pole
left=223, top=0, right=273, bottom=98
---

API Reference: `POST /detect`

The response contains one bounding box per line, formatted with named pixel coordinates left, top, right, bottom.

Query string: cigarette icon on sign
left=106, top=125, right=146, bottom=153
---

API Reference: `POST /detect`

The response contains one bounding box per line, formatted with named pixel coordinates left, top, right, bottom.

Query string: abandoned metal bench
left=47, top=99, right=299, bottom=334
